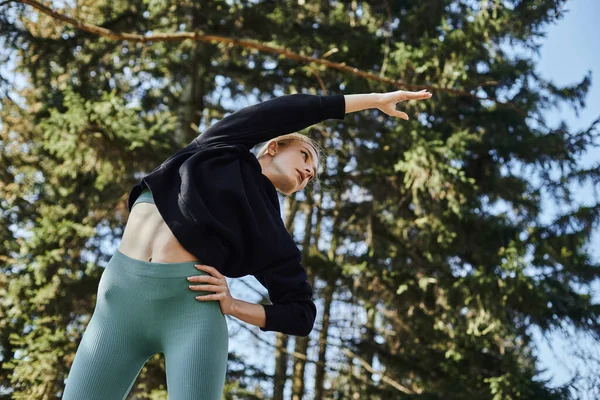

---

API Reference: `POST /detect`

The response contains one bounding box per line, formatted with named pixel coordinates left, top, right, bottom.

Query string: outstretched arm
left=194, top=94, right=345, bottom=150
left=194, top=89, right=432, bottom=149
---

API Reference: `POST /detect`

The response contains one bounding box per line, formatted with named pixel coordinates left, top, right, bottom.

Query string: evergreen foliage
left=1, top=0, right=598, bottom=399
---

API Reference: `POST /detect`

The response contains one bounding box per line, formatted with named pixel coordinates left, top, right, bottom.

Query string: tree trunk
left=291, top=309, right=310, bottom=400
left=314, top=277, right=334, bottom=400
left=176, top=9, right=205, bottom=145
left=314, top=161, right=344, bottom=399
left=292, top=190, right=316, bottom=400
left=273, top=332, right=289, bottom=400
left=273, top=195, right=301, bottom=399
left=361, top=306, right=377, bottom=399
left=362, top=213, right=377, bottom=399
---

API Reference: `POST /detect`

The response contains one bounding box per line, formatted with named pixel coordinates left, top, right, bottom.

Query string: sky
left=520, top=0, right=600, bottom=395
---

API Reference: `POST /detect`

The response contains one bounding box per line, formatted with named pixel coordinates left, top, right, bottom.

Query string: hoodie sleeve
left=252, top=250, right=317, bottom=337
left=195, top=94, right=345, bottom=150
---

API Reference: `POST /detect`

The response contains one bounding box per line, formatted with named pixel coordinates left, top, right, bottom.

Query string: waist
left=121, top=186, right=200, bottom=263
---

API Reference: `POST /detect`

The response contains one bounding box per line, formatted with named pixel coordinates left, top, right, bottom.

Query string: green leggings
left=62, top=249, right=228, bottom=400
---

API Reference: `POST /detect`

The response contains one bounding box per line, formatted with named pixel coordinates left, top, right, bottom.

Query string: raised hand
left=376, top=89, right=432, bottom=120
left=344, top=89, right=432, bottom=119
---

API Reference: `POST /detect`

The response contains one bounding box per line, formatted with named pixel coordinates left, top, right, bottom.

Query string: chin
left=281, top=177, right=299, bottom=195
left=286, top=184, right=300, bottom=195
left=275, top=183, right=295, bottom=196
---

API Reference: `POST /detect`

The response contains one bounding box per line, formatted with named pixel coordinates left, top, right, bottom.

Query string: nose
left=304, top=166, right=314, bottom=181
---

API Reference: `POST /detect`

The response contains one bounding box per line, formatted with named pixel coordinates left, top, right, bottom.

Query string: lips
left=296, top=169, right=305, bottom=182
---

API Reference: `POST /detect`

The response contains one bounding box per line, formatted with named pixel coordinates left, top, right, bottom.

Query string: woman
left=62, top=89, right=432, bottom=400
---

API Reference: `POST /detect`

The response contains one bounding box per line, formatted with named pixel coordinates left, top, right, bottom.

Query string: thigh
left=163, top=304, right=229, bottom=400
left=62, top=310, right=155, bottom=400
left=63, top=265, right=157, bottom=400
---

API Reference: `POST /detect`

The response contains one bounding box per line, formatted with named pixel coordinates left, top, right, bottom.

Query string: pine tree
left=1, top=0, right=598, bottom=399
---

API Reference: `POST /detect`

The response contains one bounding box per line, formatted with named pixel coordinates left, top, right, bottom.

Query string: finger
left=186, top=275, right=221, bottom=284
left=390, top=109, right=409, bottom=120
left=381, top=106, right=408, bottom=120
left=195, top=294, right=222, bottom=301
left=391, top=90, right=431, bottom=102
left=403, top=90, right=432, bottom=100
left=189, top=284, right=222, bottom=292
left=195, top=264, right=224, bottom=278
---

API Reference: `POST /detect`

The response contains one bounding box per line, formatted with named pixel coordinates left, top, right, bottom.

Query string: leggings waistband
left=110, top=249, right=206, bottom=279
left=133, top=187, right=154, bottom=207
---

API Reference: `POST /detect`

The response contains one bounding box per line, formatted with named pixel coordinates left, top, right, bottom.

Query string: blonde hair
left=256, top=133, right=323, bottom=186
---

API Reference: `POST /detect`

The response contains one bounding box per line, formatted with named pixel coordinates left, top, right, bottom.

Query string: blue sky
left=526, top=0, right=600, bottom=394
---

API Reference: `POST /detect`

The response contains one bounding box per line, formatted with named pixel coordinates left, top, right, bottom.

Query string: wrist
left=227, top=298, right=239, bottom=316
left=344, top=93, right=383, bottom=114
left=371, top=92, right=384, bottom=109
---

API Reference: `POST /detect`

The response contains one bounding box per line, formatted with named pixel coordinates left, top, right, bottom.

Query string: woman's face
left=259, top=140, right=319, bottom=195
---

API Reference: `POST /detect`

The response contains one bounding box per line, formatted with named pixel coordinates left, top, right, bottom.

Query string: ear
left=268, top=141, right=278, bottom=156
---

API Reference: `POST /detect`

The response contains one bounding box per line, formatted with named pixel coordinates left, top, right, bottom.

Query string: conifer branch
left=230, top=318, right=419, bottom=395
left=342, top=348, right=416, bottom=394
left=228, top=317, right=324, bottom=366
left=13, top=0, right=527, bottom=116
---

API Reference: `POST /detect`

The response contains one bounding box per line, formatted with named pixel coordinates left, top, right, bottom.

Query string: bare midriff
left=118, top=203, right=199, bottom=263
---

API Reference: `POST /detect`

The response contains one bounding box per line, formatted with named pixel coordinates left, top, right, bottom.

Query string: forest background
left=1, top=0, right=599, bottom=399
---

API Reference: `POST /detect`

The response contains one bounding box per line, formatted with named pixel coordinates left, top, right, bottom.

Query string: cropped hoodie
left=127, top=94, right=346, bottom=336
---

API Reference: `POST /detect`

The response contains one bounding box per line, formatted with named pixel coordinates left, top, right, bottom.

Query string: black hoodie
left=127, top=94, right=346, bottom=336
